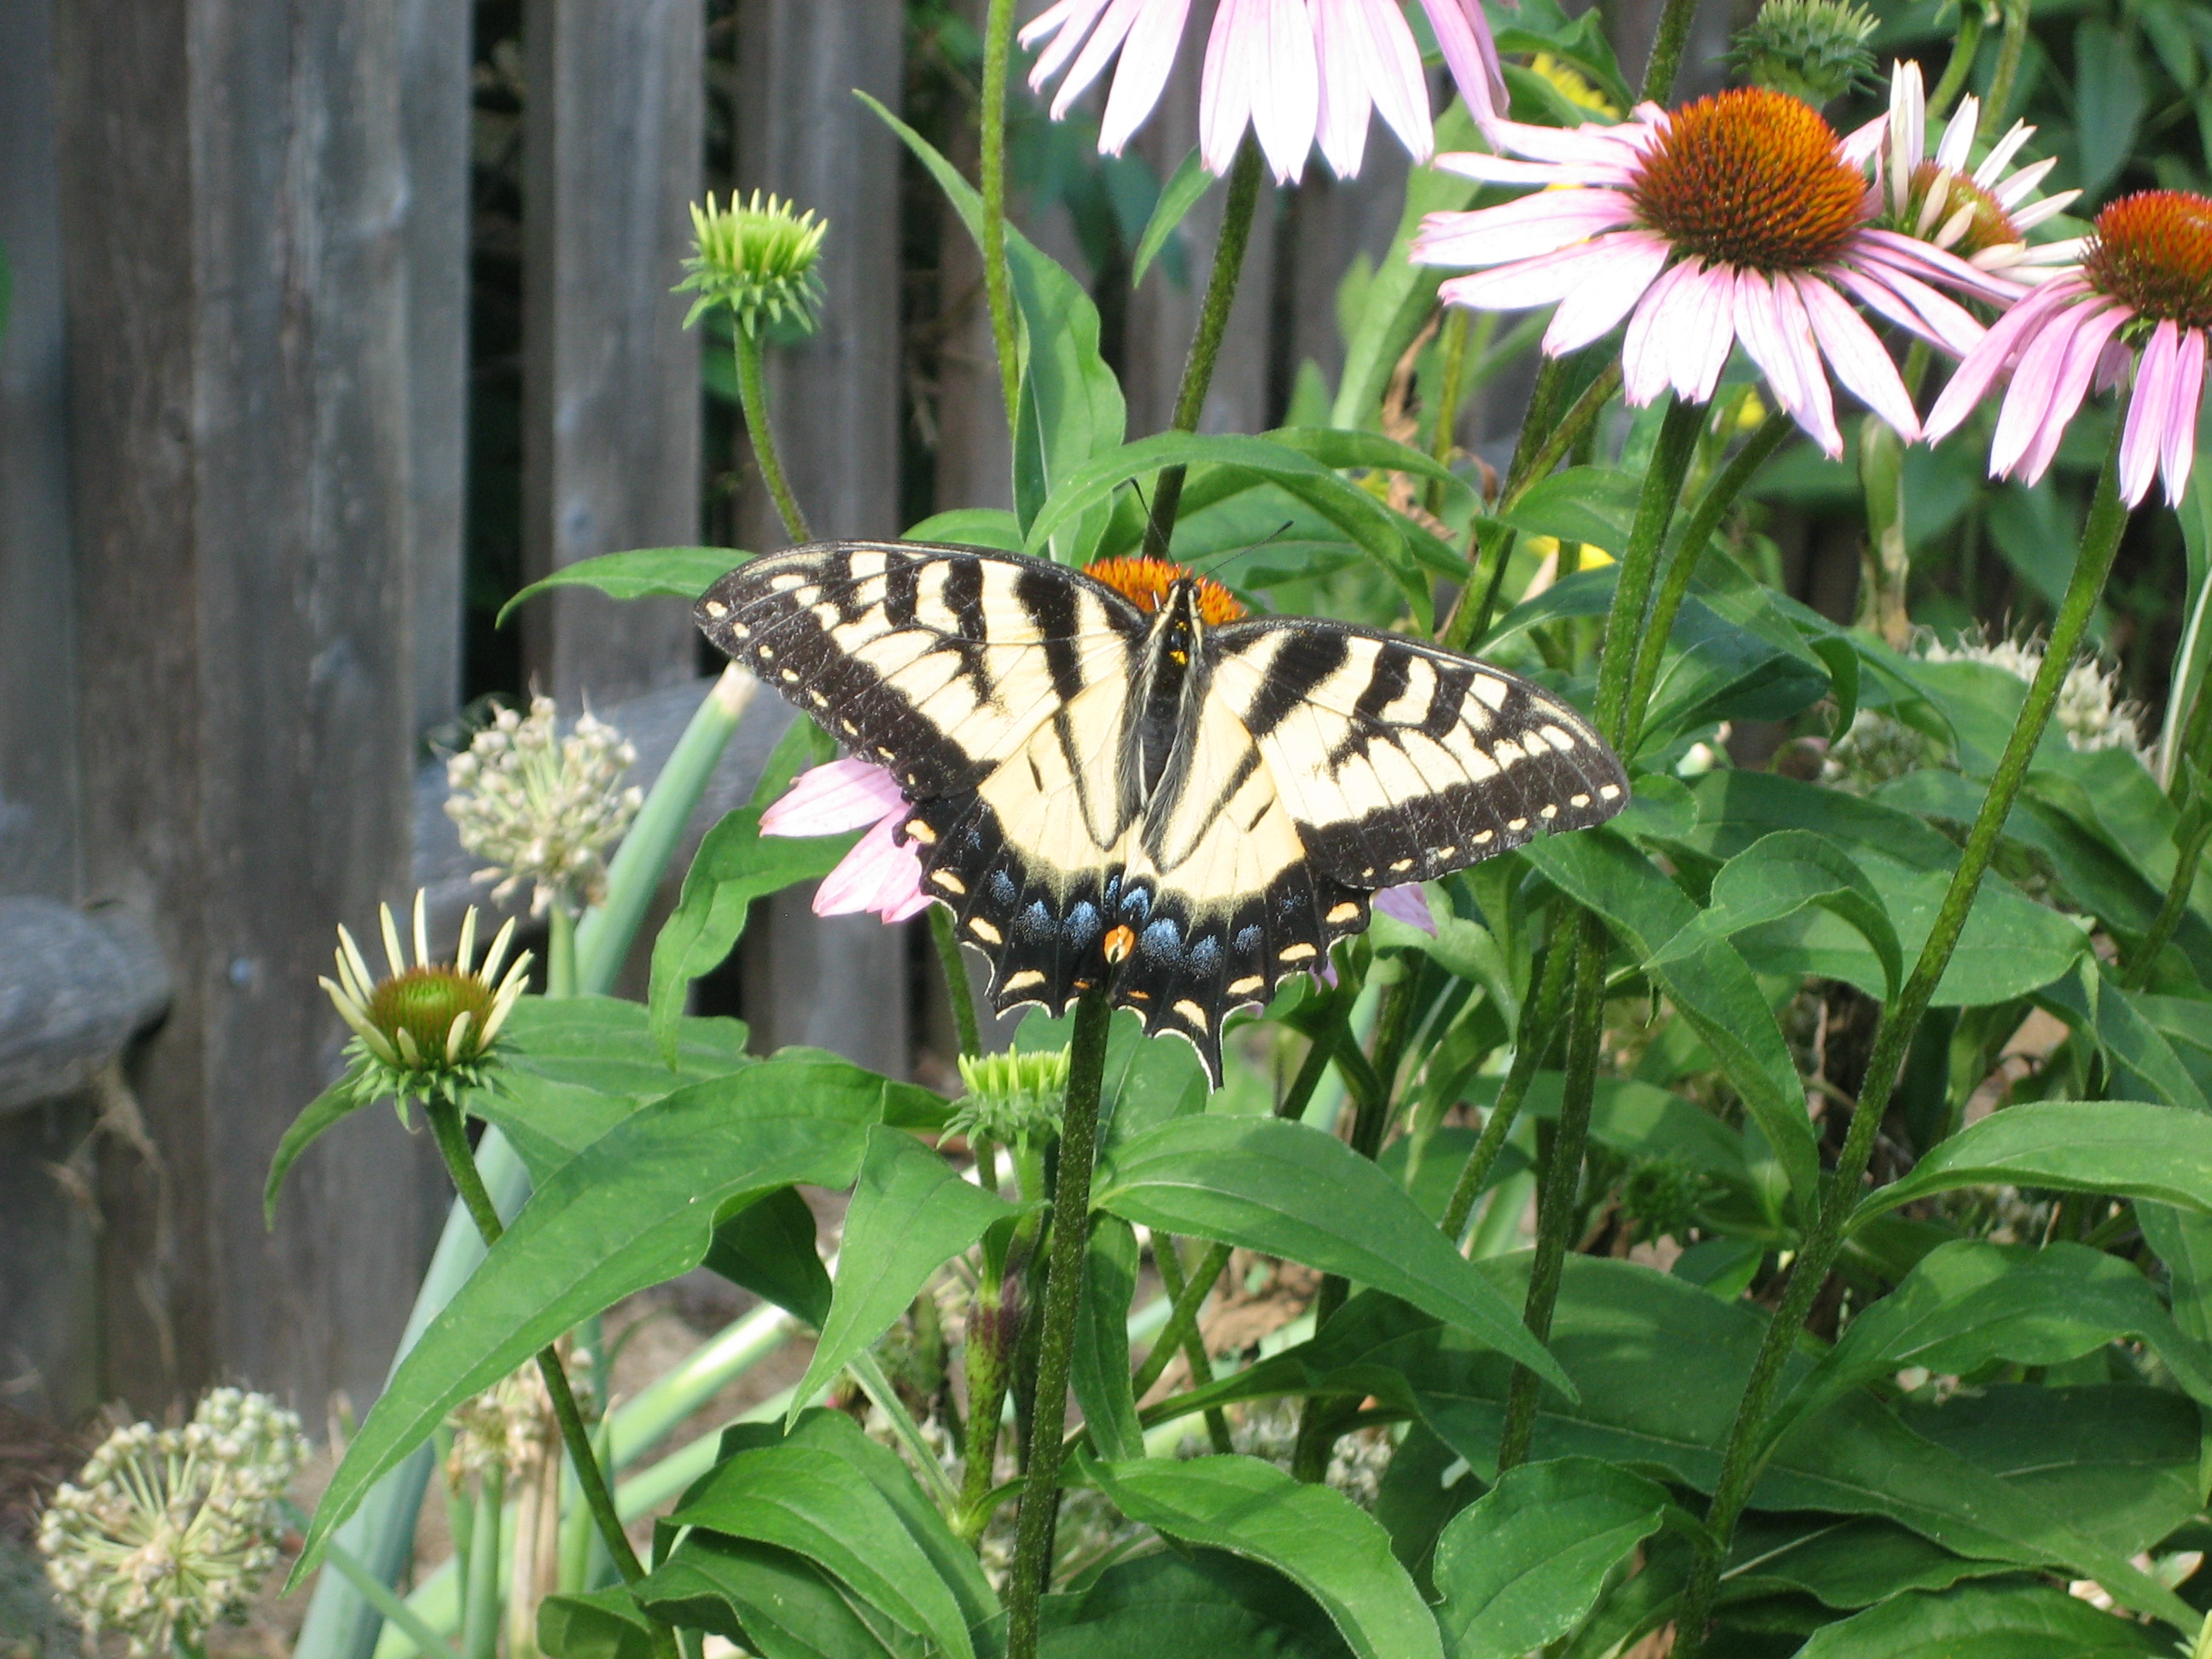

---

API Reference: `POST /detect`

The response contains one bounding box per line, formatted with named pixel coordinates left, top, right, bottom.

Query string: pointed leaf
left=704, top=1185, right=832, bottom=1328
left=1131, top=147, right=1208, bottom=288
left=265, top=1077, right=368, bottom=1225
left=1072, top=1215, right=1144, bottom=1463
left=498, top=547, right=749, bottom=622
left=537, top=1587, right=656, bottom=1659
left=1793, top=1580, right=2168, bottom=1658
left=632, top=1535, right=905, bottom=1659
left=1033, top=1549, right=1355, bottom=1657
left=1664, top=830, right=1901, bottom=998
left=1856, top=1102, right=2212, bottom=1225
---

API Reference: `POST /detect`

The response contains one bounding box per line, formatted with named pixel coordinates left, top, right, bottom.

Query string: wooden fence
left=0, top=0, right=1692, bottom=1426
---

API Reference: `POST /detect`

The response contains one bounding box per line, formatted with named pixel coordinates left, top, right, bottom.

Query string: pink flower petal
left=1044, top=0, right=1146, bottom=115
left=1417, top=0, right=1506, bottom=128
left=2121, top=321, right=2180, bottom=508
left=1542, top=232, right=1672, bottom=352
left=1920, top=276, right=2093, bottom=442
left=1991, top=298, right=2122, bottom=483
left=1022, top=0, right=1115, bottom=82
left=812, top=814, right=927, bottom=921
left=1252, top=0, right=1322, bottom=182
left=1374, top=882, right=1437, bottom=934
left=1736, top=268, right=1839, bottom=457
left=1432, top=150, right=1635, bottom=189
left=1621, top=258, right=1702, bottom=406
left=1411, top=189, right=1637, bottom=267
left=1829, top=262, right=1979, bottom=359
left=2163, top=328, right=2206, bottom=504
left=1313, top=0, right=1376, bottom=178
left=762, top=758, right=905, bottom=838
left=1440, top=230, right=1658, bottom=313
left=1671, top=260, right=1738, bottom=404
left=2017, top=304, right=2128, bottom=483
left=1098, top=0, right=1195, bottom=153
left=1313, top=0, right=1431, bottom=177
left=1797, top=273, right=1920, bottom=439
left=1486, top=116, right=1650, bottom=167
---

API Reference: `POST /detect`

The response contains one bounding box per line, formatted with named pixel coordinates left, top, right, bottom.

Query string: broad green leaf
left=1719, top=1514, right=2015, bottom=1610
left=1522, top=829, right=1817, bottom=1204
left=632, top=1535, right=907, bottom=1659
left=265, top=1077, right=367, bottom=1225
left=2143, top=1201, right=2212, bottom=1349
left=1014, top=1004, right=1207, bottom=1157
left=704, top=1185, right=832, bottom=1327
left=537, top=1586, right=656, bottom=1659
left=1855, top=1102, right=2212, bottom=1225
left=1087, top=1455, right=1442, bottom=1659
left=1429, top=1458, right=1670, bottom=1659
left=463, top=996, right=754, bottom=1182
left=1093, top=1116, right=1573, bottom=1394
left=1685, top=769, right=1959, bottom=872
left=2035, top=959, right=2210, bottom=1112
left=1663, top=830, right=1901, bottom=998
left=1379, top=1126, right=1529, bottom=1224
left=1330, top=98, right=1483, bottom=428
left=1072, top=1215, right=1145, bottom=1463
left=1131, top=147, right=1208, bottom=288
left=1269, top=427, right=1478, bottom=510
left=672, top=1443, right=976, bottom=1659
left=1501, top=467, right=1641, bottom=554
left=905, top=508, right=1022, bottom=551
left=795, top=1126, right=1021, bottom=1416
left=292, top=1057, right=889, bottom=1581
left=1793, top=1580, right=2169, bottom=1657
left=1033, top=1549, right=1354, bottom=1657
left=2075, top=20, right=2150, bottom=196
left=648, top=806, right=855, bottom=1062
left=498, top=546, right=748, bottom=622
left=1499, top=1072, right=1754, bottom=1192
left=1770, top=1241, right=2212, bottom=1448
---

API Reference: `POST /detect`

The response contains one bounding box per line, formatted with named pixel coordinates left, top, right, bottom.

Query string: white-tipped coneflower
left=322, top=890, right=532, bottom=1107
left=38, top=1389, right=307, bottom=1658
left=445, top=695, right=643, bottom=916
left=946, top=1047, right=1074, bottom=1152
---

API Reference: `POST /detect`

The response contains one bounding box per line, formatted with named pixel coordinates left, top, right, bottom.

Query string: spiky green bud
left=1729, top=0, right=1878, bottom=107
left=677, top=190, right=828, bottom=341
left=946, top=1047, right=1071, bottom=1150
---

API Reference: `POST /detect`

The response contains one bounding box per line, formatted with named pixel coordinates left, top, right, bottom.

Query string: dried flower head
left=38, top=1389, right=307, bottom=1657
left=1728, top=0, right=1878, bottom=107
left=946, top=1048, right=1072, bottom=1150
left=445, top=1351, right=597, bottom=1487
left=323, top=890, right=531, bottom=1108
left=1923, top=632, right=2149, bottom=761
left=445, top=696, right=643, bottom=915
left=678, top=190, right=828, bottom=341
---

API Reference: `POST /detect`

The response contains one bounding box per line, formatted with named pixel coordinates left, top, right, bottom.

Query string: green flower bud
left=677, top=190, right=828, bottom=341
left=1729, top=0, right=1878, bottom=107
left=946, top=1047, right=1072, bottom=1150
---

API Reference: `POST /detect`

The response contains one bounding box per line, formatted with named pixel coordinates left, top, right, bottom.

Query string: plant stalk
left=1004, top=991, right=1115, bottom=1659
left=1674, top=435, right=2133, bottom=1656
left=546, top=905, right=577, bottom=1001
left=930, top=905, right=984, bottom=1058
left=1982, top=0, right=2030, bottom=140
left=1143, top=137, right=1266, bottom=558
left=1927, top=1, right=1987, bottom=117
left=979, top=0, right=1022, bottom=440
left=423, top=1103, right=657, bottom=1618
left=1150, top=1237, right=1233, bottom=1452
left=459, top=1468, right=503, bottom=1659
left=2128, top=820, right=2212, bottom=989
left=734, top=329, right=813, bottom=544
left=1441, top=934, right=1574, bottom=1242
left=1639, top=0, right=1704, bottom=102
left=1426, top=310, right=1476, bottom=516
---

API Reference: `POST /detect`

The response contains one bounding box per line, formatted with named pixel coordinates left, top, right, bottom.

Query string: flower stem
left=1130, top=1240, right=1231, bottom=1400
left=423, top=1100, right=661, bottom=1631
left=1982, top=0, right=2030, bottom=140
left=930, top=905, right=984, bottom=1058
left=1143, top=137, right=1266, bottom=559
left=1927, top=0, right=1987, bottom=118
left=1639, top=0, right=1705, bottom=103
left=1004, top=991, right=1113, bottom=1658
left=979, top=0, right=1022, bottom=442
left=1441, top=932, right=1573, bottom=1242
left=547, top=905, right=577, bottom=1000
left=1673, top=435, right=2133, bottom=1657
left=2128, top=819, right=2212, bottom=989
left=734, top=329, right=813, bottom=544
left=1596, top=395, right=1707, bottom=741
left=1425, top=310, right=1476, bottom=516
left=460, top=1465, right=503, bottom=1659
left=1150, top=1237, right=1232, bottom=1452
left=1622, top=409, right=1795, bottom=752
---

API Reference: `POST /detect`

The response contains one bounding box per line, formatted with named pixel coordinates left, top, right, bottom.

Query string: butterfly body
left=697, top=541, right=1629, bottom=1080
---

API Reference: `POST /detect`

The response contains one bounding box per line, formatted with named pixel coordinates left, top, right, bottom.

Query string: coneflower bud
left=677, top=190, right=828, bottom=341
left=1728, top=0, right=1878, bottom=108
left=946, top=1047, right=1073, bottom=1152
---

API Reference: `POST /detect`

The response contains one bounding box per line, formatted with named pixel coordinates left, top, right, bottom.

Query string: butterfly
left=696, top=541, right=1629, bottom=1081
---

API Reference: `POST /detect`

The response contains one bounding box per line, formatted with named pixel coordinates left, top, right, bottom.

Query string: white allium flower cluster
left=38, top=1388, right=307, bottom=1656
left=1214, top=1399, right=1394, bottom=1510
left=445, top=697, right=643, bottom=916
left=445, top=1353, right=597, bottom=1485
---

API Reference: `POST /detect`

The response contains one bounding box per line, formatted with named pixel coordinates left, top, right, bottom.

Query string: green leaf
left=1429, top=1458, right=1671, bottom=1659
left=1500, top=467, right=1643, bottom=555
left=672, top=1441, right=978, bottom=1659
left=1662, top=829, right=1902, bottom=998
left=265, top=1076, right=368, bottom=1225
left=2075, top=20, right=2150, bottom=196
left=1034, top=1549, right=1355, bottom=1657
left=905, top=508, right=1023, bottom=552
left=1792, top=1580, right=2170, bottom=1658
left=703, top=1185, right=832, bottom=1328
left=292, top=1057, right=890, bottom=1582
left=1855, top=1101, right=2212, bottom=1225
left=1131, top=147, right=1208, bottom=288
left=537, top=1586, right=657, bottom=1659
left=795, top=1126, right=1022, bottom=1416
left=1013, top=1004, right=1208, bottom=1159
left=1093, top=1115, right=1573, bottom=1395
left=1770, top=1241, right=2212, bottom=1450
left=1719, top=1514, right=2017, bottom=1610
left=1072, top=1215, right=1145, bottom=1463
left=633, top=1535, right=906, bottom=1659
left=1086, top=1455, right=1443, bottom=1659
left=1522, top=829, right=1818, bottom=1205
left=648, top=806, right=855, bottom=1062
left=1502, top=1073, right=1754, bottom=1193
left=498, top=547, right=748, bottom=623
left=1686, top=769, right=1961, bottom=872
left=2034, top=959, right=2210, bottom=1112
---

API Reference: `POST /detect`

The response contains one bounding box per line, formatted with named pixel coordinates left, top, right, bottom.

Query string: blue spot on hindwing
left=1066, top=901, right=1103, bottom=948
left=1141, top=918, right=1182, bottom=961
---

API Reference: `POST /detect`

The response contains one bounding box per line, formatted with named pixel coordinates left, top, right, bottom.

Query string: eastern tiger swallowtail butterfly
left=696, top=541, right=1628, bottom=1080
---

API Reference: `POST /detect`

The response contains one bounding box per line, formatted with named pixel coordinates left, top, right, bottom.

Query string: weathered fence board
left=521, top=0, right=705, bottom=708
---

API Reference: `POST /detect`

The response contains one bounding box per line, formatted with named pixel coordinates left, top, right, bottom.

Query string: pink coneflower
left=761, top=757, right=933, bottom=923
left=1924, top=189, right=2212, bottom=506
left=1411, top=86, right=2005, bottom=456
left=1020, top=0, right=1506, bottom=183
left=1866, top=61, right=2081, bottom=285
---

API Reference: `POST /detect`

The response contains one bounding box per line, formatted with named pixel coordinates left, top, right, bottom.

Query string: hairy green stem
left=734, top=329, right=813, bottom=544
left=1426, top=310, right=1476, bottom=516
left=980, top=0, right=1022, bottom=439
left=1622, top=410, right=1795, bottom=752
left=1441, top=934, right=1575, bottom=1242
left=424, top=1103, right=658, bottom=1621
left=1004, top=992, right=1114, bottom=1659
left=958, top=1279, right=1015, bottom=1541
left=2128, top=818, right=2211, bottom=988
left=1505, top=361, right=1624, bottom=508
left=1144, top=137, right=1266, bottom=558
left=1927, top=1, right=1987, bottom=117
left=1982, top=0, right=2030, bottom=139
left=1596, top=396, right=1707, bottom=739
left=1674, top=436, right=2133, bottom=1656
left=1151, top=1238, right=1233, bottom=1451
left=930, top=905, right=983, bottom=1058
left=1639, top=0, right=1704, bottom=102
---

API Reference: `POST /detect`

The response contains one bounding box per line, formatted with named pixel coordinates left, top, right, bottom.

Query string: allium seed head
left=444, top=695, right=642, bottom=916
